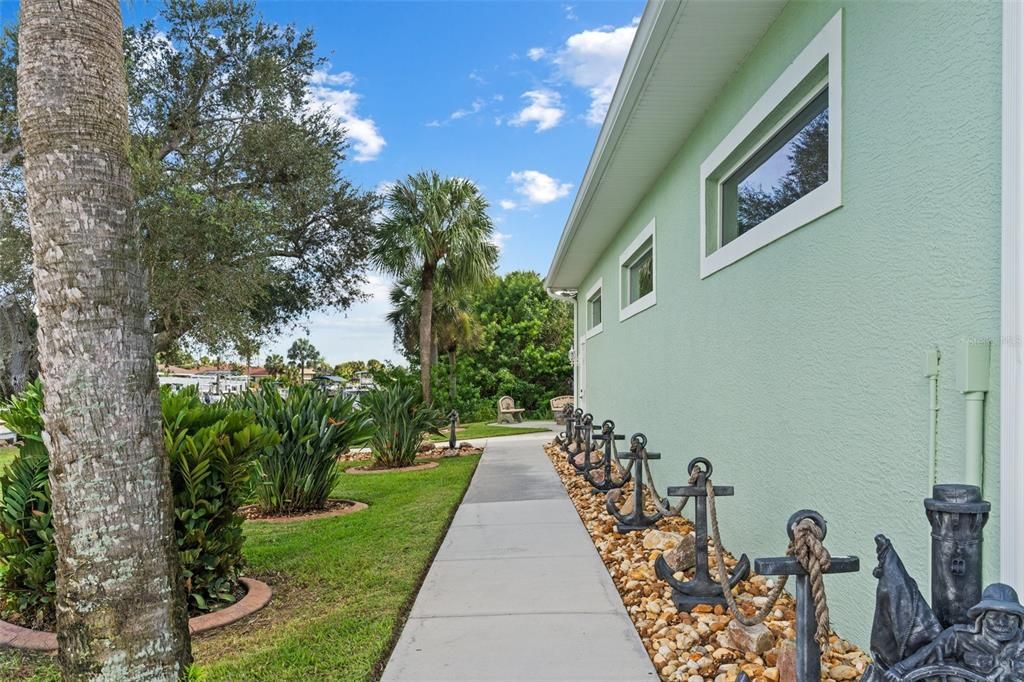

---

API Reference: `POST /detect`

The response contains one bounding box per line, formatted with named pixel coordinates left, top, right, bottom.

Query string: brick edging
left=0, top=577, right=272, bottom=651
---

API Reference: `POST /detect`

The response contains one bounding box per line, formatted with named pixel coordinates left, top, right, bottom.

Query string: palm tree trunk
left=18, top=1, right=191, bottom=678
left=419, top=265, right=435, bottom=403
left=448, top=348, right=457, bottom=404
left=0, top=296, right=38, bottom=398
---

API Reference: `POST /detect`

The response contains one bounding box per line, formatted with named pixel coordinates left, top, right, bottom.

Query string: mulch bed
left=543, top=440, right=871, bottom=682
left=239, top=499, right=368, bottom=522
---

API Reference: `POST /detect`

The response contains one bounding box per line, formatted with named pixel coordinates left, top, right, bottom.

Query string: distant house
left=546, top=0, right=1024, bottom=640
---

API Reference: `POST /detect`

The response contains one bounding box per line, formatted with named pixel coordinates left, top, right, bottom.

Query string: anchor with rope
left=555, top=404, right=575, bottom=451
left=581, top=419, right=632, bottom=491
left=653, top=457, right=752, bottom=609
left=565, top=410, right=589, bottom=465
left=720, top=509, right=859, bottom=682
left=605, top=433, right=668, bottom=532
left=568, top=413, right=596, bottom=473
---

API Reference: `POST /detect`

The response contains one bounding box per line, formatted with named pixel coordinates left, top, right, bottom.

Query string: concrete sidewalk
left=381, top=432, right=656, bottom=682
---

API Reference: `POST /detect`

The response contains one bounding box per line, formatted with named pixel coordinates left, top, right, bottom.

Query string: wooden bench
left=497, top=396, right=526, bottom=424
left=549, top=395, right=573, bottom=424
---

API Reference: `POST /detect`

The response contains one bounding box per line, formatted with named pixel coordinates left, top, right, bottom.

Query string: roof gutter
left=545, top=0, right=686, bottom=289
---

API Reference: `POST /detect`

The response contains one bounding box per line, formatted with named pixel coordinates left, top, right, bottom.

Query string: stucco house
left=545, top=0, right=1024, bottom=640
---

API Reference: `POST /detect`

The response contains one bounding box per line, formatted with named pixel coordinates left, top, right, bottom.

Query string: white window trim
left=699, top=9, right=843, bottom=279
left=584, top=277, right=604, bottom=339
left=1002, top=0, right=1024, bottom=594
left=618, top=218, right=657, bottom=321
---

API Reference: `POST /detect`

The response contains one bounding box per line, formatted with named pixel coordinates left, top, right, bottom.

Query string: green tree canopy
left=0, top=0, right=380, bottom=392
left=430, top=271, right=572, bottom=420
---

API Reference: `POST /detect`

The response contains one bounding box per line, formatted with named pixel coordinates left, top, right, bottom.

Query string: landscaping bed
left=543, top=440, right=871, bottom=682
left=0, top=455, right=481, bottom=681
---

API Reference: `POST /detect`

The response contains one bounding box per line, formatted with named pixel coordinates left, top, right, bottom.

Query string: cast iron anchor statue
left=556, top=404, right=574, bottom=450
left=606, top=433, right=664, bottom=532
left=581, top=419, right=631, bottom=491
left=753, top=511, right=860, bottom=682
left=565, top=409, right=588, bottom=463
left=568, top=413, right=595, bottom=472
left=654, top=457, right=751, bottom=609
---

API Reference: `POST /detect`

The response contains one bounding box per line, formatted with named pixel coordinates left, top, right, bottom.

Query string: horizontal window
left=700, top=10, right=842, bottom=279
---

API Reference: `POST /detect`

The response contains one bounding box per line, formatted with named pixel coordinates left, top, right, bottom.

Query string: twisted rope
left=643, top=456, right=699, bottom=517
left=706, top=480, right=832, bottom=651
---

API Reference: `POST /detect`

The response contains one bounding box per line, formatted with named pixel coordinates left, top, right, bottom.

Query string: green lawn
left=429, top=420, right=550, bottom=442
left=0, top=447, right=17, bottom=471
left=0, top=455, right=480, bottom=682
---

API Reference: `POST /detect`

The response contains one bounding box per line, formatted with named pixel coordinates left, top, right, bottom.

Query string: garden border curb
left=242, top=500, right=368, bottom=523
left=346, top=461, right=440, bottom=475
left=0, top=577, right=272, bottom=651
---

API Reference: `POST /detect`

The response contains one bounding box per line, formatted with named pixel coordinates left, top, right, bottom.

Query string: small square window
left=618, top=219, right=656, bottom=321
left=584, top=278, right=603, bottom=338
left=588, top=293, right=602, bottom=328
left=626, top=241, right=654, bottom=304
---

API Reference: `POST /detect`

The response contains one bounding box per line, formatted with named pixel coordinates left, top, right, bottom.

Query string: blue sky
left=1, top=0, right=644, bottom=365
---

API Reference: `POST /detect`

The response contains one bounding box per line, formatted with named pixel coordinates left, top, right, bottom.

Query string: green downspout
left=925, top=349, right=940, bottom=486
left=957, top=339, right=991, bottom=490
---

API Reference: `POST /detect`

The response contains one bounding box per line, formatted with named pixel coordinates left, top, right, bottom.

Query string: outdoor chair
left=497, top=395, right=526, bottom=424
left=549, top=395, right=573, bottom=423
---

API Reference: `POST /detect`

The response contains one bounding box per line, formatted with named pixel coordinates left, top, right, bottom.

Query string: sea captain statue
left=876, top=583, right=1024, bottom=681
left=862, top=482, right=1024, bottom=681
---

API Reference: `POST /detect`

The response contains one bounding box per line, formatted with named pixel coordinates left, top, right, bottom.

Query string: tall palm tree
left=17, top=0, right=191, bottom=676
left=264, top=353, right=286, bottom=378
left=234, top=336, right=261, bottom=377
left=287, top=337, right=319, bottom=384
left=374, top=172, right=497, bottom=402
left=387, top=274, right=482, bottom=404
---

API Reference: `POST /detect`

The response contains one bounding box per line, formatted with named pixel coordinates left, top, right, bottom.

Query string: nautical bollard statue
left=447, top=409, right=459, bottom=450
left=753, top=511, right=860, bottom=682
left=582, top=419, right=631, bottom=491
left=926, top=484, right=990, bottom=628
left=860, top=483, right=1024, bottom=681
left=605, top=433, right=664, bottom=532
left=654, top=457, right=751, bottom=609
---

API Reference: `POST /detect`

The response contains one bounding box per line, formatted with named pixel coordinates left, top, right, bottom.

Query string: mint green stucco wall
left=575, top=1, right=1003, bottom=644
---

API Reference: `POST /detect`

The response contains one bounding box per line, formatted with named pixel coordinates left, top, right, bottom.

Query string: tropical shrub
left=0, top=384, right=276, bottom=625
left=0, top=380, right=53, bottom=627
left=362, top=380, right=444, bottom=469
left=235, top=384, right=372, bottom=514
left=163, top=388, right=277, bottom=611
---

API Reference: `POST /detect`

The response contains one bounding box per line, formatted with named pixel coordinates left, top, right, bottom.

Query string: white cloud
left=509, top=89, right=565, bottom=132
left=564, top=4, right=578, bottom=21
left=499, top=199, right=518, bottom=210
left=307, top=71, right=386, bottom=162
left=491, top=231, right=511, bottom=251
left=451, top=98, right=486, bottom=120
left=553, top=22, right=636, bottom=125
left=527, top=47, right=547, bottom=61
left=508, top=170, right=572, bottom=205
left=468, top=70, right=487, bottom=85
left=310, top=69, right=355, bottom=87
